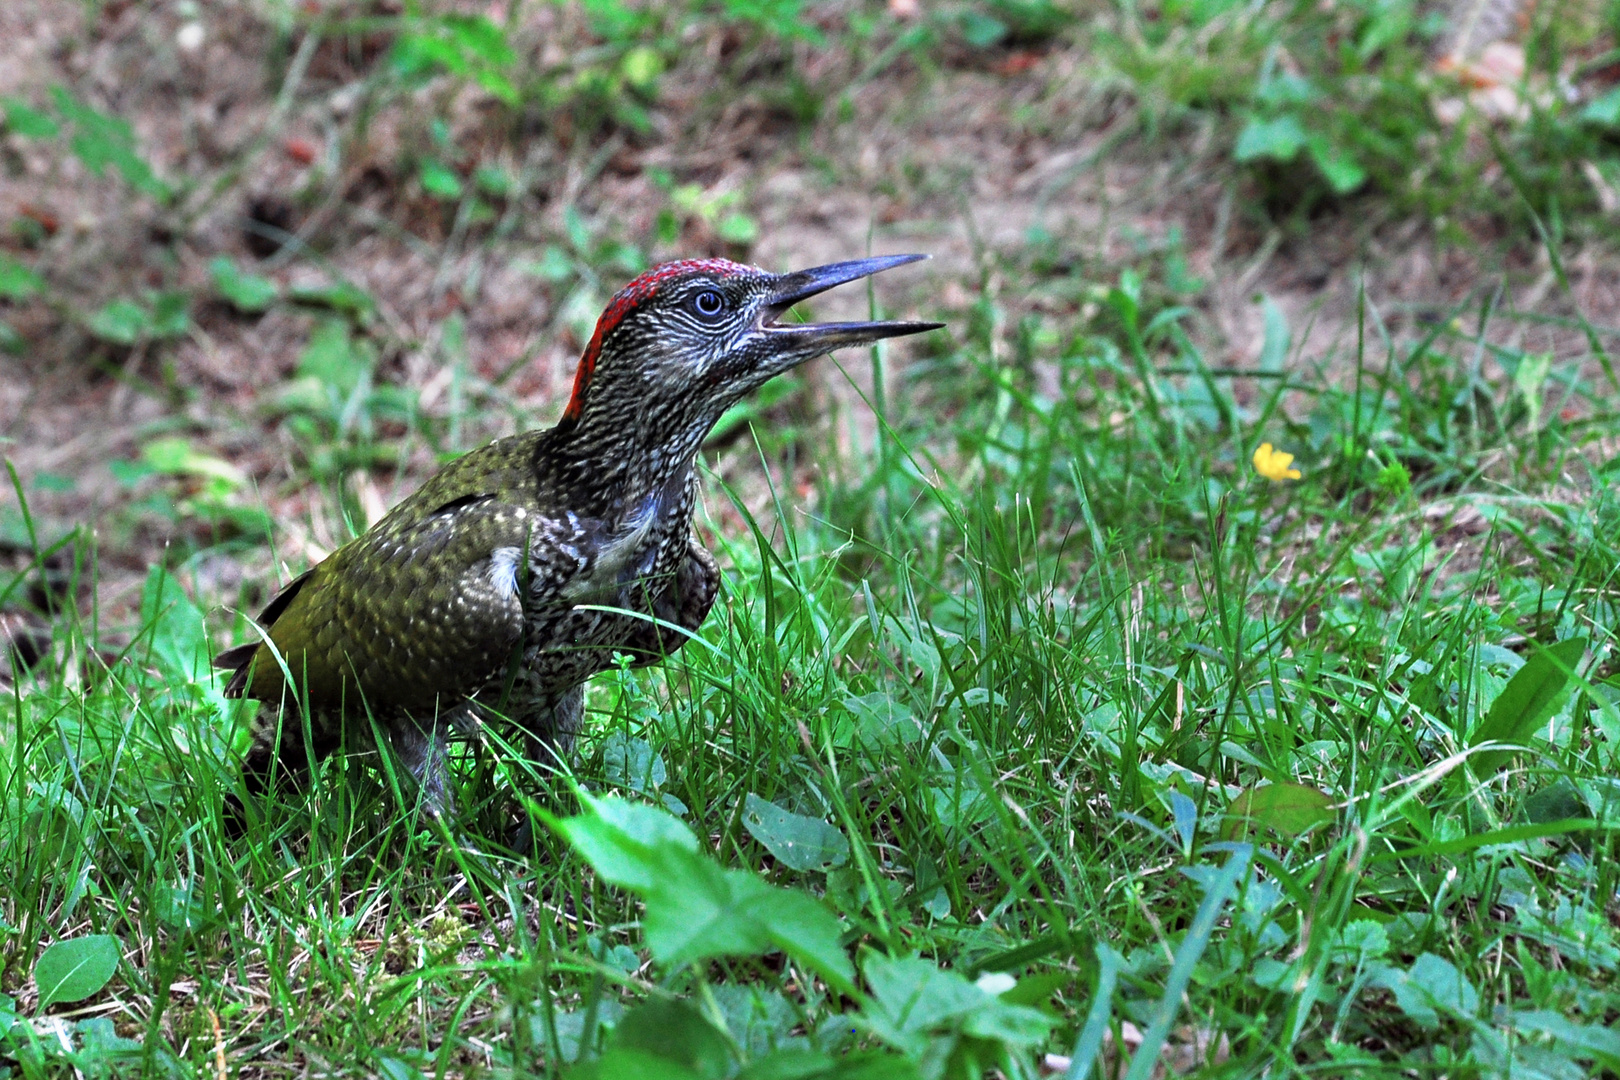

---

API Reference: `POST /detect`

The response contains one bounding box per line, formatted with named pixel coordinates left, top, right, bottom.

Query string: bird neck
left=539, top=416, right=703, bottom=524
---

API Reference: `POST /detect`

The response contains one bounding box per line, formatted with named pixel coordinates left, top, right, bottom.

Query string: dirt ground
left=1, top=0, right=1614, bottom=626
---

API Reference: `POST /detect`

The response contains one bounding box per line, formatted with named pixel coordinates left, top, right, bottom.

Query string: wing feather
left=223, top=498, right=565, bottom=714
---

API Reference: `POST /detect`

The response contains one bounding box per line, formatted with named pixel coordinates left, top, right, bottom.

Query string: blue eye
left=692, top=290, right=725, bottom=319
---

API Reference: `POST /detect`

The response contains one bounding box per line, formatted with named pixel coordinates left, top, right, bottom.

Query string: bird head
left=556, top=254, right=942, bottom=450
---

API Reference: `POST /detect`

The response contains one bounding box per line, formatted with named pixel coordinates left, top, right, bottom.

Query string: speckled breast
left=514, top=517, right=693, bottom=699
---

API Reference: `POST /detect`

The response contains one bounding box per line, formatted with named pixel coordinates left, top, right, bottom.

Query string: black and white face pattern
left=577, top=270, right=810, bottom=455
left=560, top=253, right=937, bottom=470
left=623, top=272, right=795, bottom=399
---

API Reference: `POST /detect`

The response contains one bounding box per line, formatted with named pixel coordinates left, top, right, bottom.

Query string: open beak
left=761, top=254, right=944, bottom=354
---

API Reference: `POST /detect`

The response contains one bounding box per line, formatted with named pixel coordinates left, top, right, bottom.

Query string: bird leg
left=503, top=684, right=584, bottom=854
left=381, top=714, right=456, bottom=818
left=242, top=701, right=459, bottom=818
left=520, top=682, right=583, bottom=768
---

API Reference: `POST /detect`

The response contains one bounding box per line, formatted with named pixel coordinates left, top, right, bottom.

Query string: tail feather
left=215, top=567, right=314, bottom=701
left=213, top=642, right=259, bottom=698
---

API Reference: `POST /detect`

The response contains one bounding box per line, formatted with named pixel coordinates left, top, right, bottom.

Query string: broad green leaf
left=842, top=692, right=920, bottom=745
left=930, top=783, right=989, bottom=831
left=2, top=97, right=59, bottom=138
left=553, top=796, right=855, bottom=993
left=473, top=165, right=517, bottom=198
left=110, top=458, right=156, bottom=488
left=1255, top=73, right=1318, bottom=107
left=392, top=34, right=461, bottom=81
left=139, top=565, right=213, bottom=683
left=564, top=204, right=592, bottom=252
left=85, top=298, right=149, bottom=345
left=297, top=318, right=369, bottom=396
left=1220, top=782, right=1335, bottom=841
left=860, top=953, right=1051, bottom=1054
left=579, top=0, right=658, bottom=39
left=73, top=1016, right=141, bottom=1064
left=391, top=14, right=517, bottom=103
left=0, top=254, right=44, bottom=301
left=602, top=733, right=667, bottom=794
left=734, top=1049, right=839, bottom=1080
left=377, top=1056, right=430, bottom=1080
left=1371, top=953, right=1478, bottom=1029
left=34, top=935, right=120, bottom=1010
left=1306, top=135, right=1367, bottom=194
left=741, top=793, right=849, bottom=872
left=960, top=11, right=1007, bottom=47
left=543, top=998, right=625, bottom=1063
left=521, top=245, right=577, bottom=283
left=1234, top=114, right=1306, bottom=162
left=458, top=54, right=498, bottom=93
left=920, top=867, right=946, bottom=919
left=647, top=864, right=782, bottom=965
left=736, top=1051, right=919, bottom=1079
left=138, top=563, right=238, bottom=722
left=1332, top=920, right=1389, bottom=964
left=570, top=1048, right=705, bottom=1080
left=1583, top=86, right=1620, bottom=126
left=717, top=213, right=759, bottom=245
left=1506, top=1009, right=1620, bottom=1069
left=34, top=471, right=74, bottom=493
left=443, top=13, right=515, bottom=66
left=1258, top=296, right=1289, bottom=373
left=587, top=937, right=640, bottom=974
left=210, top=257, right=278, bottom=313
left=602, top=999, right=733, bottom=1079
left=154, top=883, right=218, bottom=933
left=620, top=46, right=663, bottom=91
left=142, top=437, right=244, bottom=486
left=962, top=998, right=1053, bottom=1043
left=50, top=86, right=168, bottom=198
left=419, top=158, right=463, bottom=200
left=288, top=280, right=376, bottom=321
left=149, top=290, right=192, bottom=338
left=1512, top=352, right=1553, bottom=431
left=642, top=860, right=849, bottom=985
left=711, top=985, right=803, bottom=1062
left=863, top=953, right=985, bottom=1046
left=555, top=793, right=699, bottom=894
left=997, top=970, right=1071, bottom=1010
left=1408, top=953, right=1479, bottom=1024
left=1523, top=780, right=1588, bottom=825
left=1471, top=637, right=1586, bottom=774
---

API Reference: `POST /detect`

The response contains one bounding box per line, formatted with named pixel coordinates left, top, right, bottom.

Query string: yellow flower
left=1252, top=442, right=1301, bottom=481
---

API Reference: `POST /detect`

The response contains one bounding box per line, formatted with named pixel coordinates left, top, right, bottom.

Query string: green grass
left=4, top=248, right=1620, bottom=1076
left=4, top=0, right=1620, bottom=1075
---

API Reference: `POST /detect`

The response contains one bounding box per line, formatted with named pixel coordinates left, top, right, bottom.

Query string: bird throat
left=557, top=459, right=695, bottom=603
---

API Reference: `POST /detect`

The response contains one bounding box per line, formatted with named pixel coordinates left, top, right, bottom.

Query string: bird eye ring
left=691, top=289, right=725, bottom=320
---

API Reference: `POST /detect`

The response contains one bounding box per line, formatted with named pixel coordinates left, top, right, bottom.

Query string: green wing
left=219, top=495, right=543, bottom=715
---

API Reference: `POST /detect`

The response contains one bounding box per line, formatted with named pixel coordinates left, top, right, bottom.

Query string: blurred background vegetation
left=3, top=0, right=1620, bottom=1076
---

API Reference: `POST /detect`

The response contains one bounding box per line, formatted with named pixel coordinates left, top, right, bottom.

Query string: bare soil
left=1, top=0, right=1613, bottom=627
